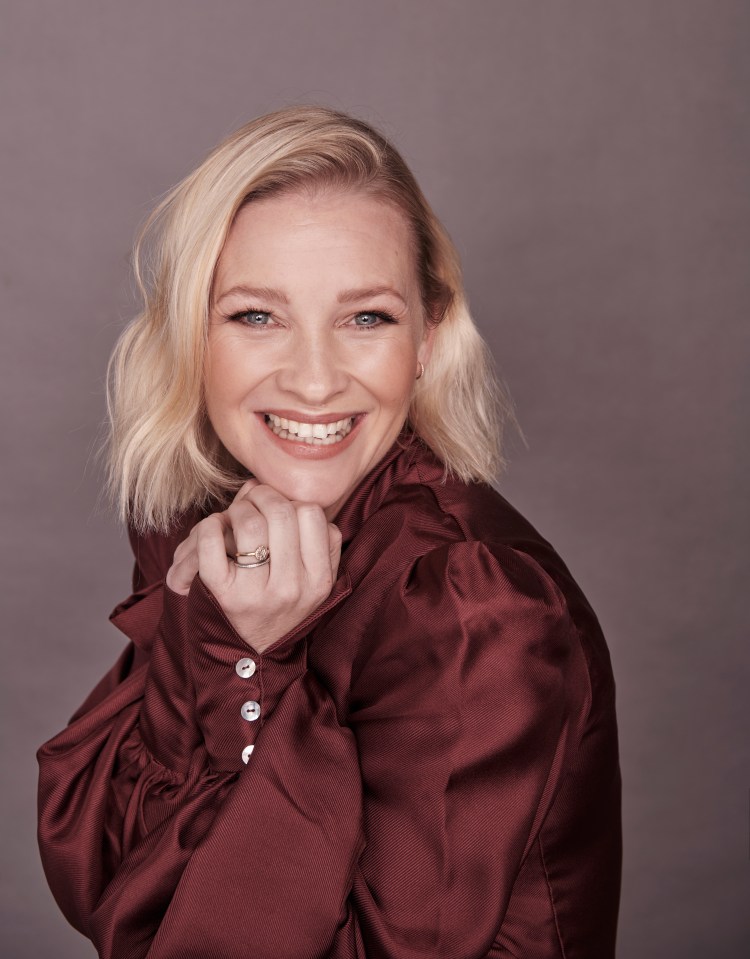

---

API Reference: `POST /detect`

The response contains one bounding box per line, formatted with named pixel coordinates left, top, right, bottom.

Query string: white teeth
left=264, top=413, right=355, bottom=445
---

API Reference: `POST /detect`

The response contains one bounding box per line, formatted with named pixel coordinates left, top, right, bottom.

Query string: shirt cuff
left=185, top=575, right=308, bottom=772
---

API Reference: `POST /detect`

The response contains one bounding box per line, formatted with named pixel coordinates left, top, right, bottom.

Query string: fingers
left=295, top=503, right=334, bottom=594
left=185, top=485, right=338, bottom=629
left=226, top=493, right=272, bottom=560
left=166, top=528, right=199, bottom=594
left=175, top=484, right=342, bottom=652
left=195, top=513, right=236, bottom=589
left=225, top=480, right=264, bottom=556
left=232, top=478, right=260, bottom=504
left=233, top=485, right=338, bottom=599
left=238, top=486, right=302, bottom=596
left=328, top=522, right=343, bottom=578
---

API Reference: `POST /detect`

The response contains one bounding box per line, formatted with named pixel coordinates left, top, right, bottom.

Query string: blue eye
left=232, top=310, right=272, bottom=327
left=352, top=311, right=396, bottom=328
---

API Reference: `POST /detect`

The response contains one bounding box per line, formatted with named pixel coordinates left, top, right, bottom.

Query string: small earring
left=416, top=361, right=425, bottom=380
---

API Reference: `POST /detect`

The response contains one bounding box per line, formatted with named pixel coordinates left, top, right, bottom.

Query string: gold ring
left=232, top=545, right=270, bottom=568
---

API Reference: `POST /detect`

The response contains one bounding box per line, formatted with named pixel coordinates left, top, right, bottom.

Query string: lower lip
left=257, top=414, right=365, bottom=459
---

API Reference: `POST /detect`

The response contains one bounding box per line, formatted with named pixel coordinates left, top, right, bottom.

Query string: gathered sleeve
left=38, top=532, right=592, bottom=959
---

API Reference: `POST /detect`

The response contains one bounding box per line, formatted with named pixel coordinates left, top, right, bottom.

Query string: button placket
left=235, top=656, right=259, bottom=763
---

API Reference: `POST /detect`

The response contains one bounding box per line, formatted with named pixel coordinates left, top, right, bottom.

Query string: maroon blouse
left=37, top=432, right=621, bottom=958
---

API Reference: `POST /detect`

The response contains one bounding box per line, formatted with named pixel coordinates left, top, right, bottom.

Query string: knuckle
left=226, top=500, right=252, bottom=522
left=197, top=514, right=221, bottom=535
left=237, top=515, right=266, bottom=541
left=295, top=502, right=325, bottom=525
left=195, top=529, right=211, bottom=550
left=172, top=541, right=188, bottom=562
left=235, top=479, right=259, bottom=500
left=267, top=502, right=296, bottom=525
left=294, top=500, right=322, bottom=516
left=274, top=578, right=302, bottom=606
left=315, top=570, right=334, bottom=596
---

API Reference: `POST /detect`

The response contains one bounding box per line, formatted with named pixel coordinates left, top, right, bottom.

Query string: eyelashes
left=226, top=309, right=399, bottom=330
left=350, top=310, right=398, bottom=329
left=228, top=309, right=273, bottom=327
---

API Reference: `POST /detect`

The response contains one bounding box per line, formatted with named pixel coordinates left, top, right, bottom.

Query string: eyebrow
left=213, top=284, right=407, bottom=308
left=214, top=285, right=290, bottom=306
left=337, top=286, right=407, bottom=307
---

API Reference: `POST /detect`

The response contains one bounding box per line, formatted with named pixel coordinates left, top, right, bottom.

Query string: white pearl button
left=235, top=657, right=256, bottom=679
left=241, top=744, right=255, bottom=764
left=240, top=700, right=261, bottom=722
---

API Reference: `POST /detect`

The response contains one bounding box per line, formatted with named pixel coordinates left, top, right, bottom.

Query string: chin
left=263, top=468, right=348, bottom=514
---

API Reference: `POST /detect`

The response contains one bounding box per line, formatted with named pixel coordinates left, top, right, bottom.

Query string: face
left=205, top=188, right=433, bottom=520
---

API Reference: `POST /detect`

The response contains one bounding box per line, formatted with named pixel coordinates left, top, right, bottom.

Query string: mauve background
left=1, top=1, right=748, bottom=956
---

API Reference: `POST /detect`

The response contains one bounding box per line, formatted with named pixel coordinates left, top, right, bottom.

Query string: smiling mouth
left=263, top=412, right=357, bottom=446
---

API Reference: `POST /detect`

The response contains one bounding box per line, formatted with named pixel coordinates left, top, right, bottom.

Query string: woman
left=37, top=106, right=621, bottom=958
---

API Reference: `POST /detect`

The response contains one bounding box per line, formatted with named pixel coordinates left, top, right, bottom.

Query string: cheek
left=372, top=366, right=418, bottom=422
left=204, top=338, right=245, bottom=421
left=361, top=335, right=420, bottom=408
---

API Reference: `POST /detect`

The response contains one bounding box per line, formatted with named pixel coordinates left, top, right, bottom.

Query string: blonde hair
left=107, top=105, right=515, bottom=532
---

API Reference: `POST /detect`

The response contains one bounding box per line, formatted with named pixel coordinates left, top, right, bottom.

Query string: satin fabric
left=38, top=431, right=621, bottom=958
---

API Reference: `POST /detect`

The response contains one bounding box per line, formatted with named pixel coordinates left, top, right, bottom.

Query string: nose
left=275, top=328, right=349, bottom=406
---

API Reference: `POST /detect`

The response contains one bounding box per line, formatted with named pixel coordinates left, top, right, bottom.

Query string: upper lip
left=260, top=410, right=362, bottom=424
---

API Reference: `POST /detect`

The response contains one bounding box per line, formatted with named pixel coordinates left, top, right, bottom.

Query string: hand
left=166, top=480, right=343, bottom=653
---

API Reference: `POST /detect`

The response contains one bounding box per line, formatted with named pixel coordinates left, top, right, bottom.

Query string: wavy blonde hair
left=107, top=105, right=514, bottom=532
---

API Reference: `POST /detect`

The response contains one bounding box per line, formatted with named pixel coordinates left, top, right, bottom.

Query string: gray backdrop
left=2, top=1, right=748, bottom=956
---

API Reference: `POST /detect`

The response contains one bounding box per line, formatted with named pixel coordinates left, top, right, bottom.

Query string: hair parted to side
left=107, top=105, right=515, bottom=532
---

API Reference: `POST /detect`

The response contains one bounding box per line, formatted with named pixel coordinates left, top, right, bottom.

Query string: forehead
left=214, top=188, right=418, bottom=293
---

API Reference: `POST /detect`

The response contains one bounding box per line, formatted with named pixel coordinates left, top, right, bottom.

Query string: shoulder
left=346, top=460, right=595, bottom=671
left=347, top=535, right=591, bottom=748
left=349, top=457, right=614, bottom=719
left=389, top=537, right=578, bottom=664
left=408, top=537, right=569, bottom=611
left=338, top=453, right=615, bottom=731
left=346, top=487, right=580, bottom=677
left=371, top=452, right=603, bottom=642
left=367, top=462, right=573, bottom=602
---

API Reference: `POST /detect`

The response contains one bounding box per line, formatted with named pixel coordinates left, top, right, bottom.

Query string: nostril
left=275, top=361, right=348, bottom=402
